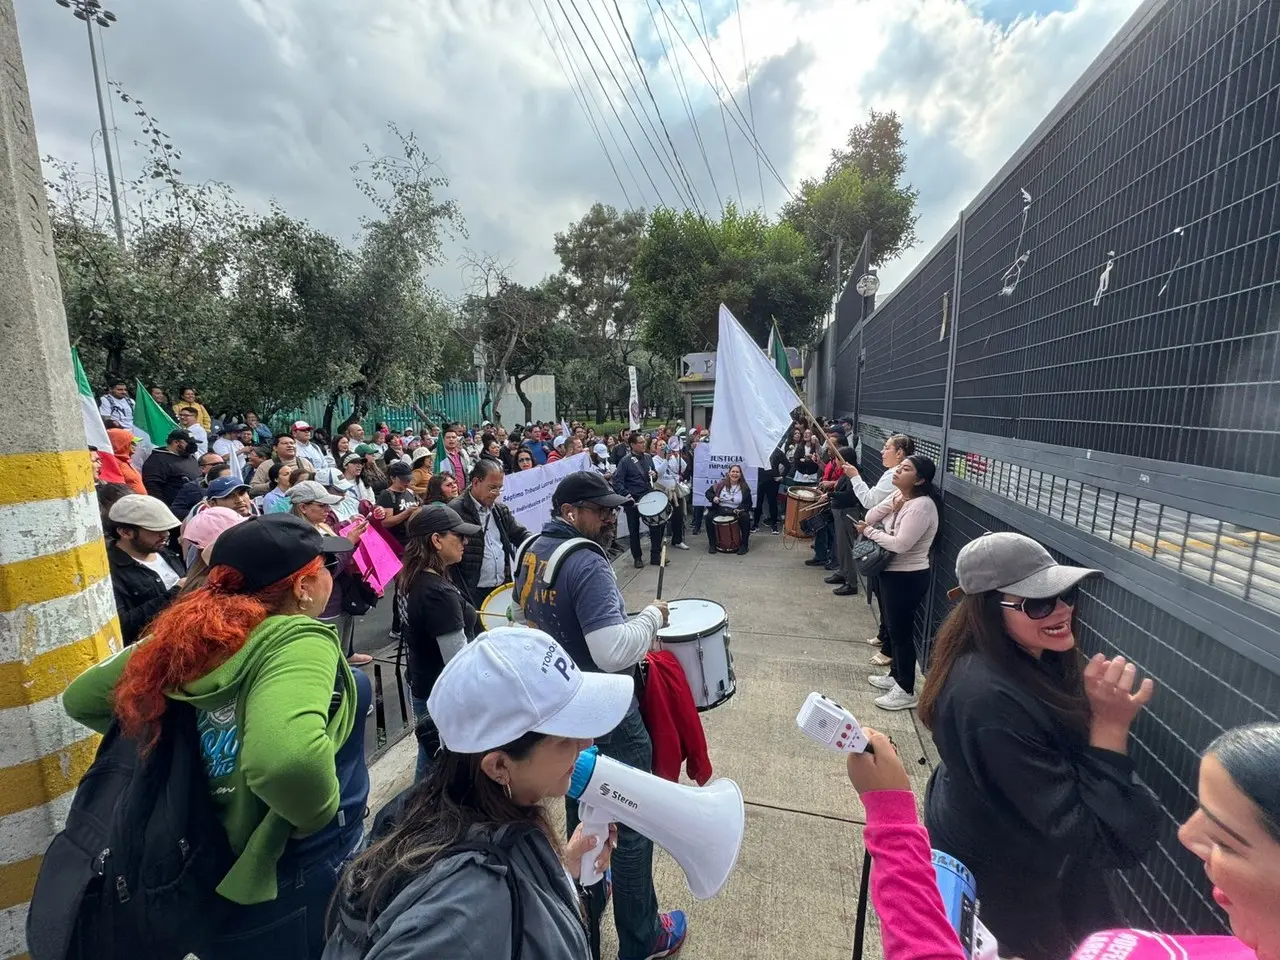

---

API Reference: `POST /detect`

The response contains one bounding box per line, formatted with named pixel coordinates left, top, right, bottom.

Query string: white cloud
left=17, top=0, right=1142, bottom=302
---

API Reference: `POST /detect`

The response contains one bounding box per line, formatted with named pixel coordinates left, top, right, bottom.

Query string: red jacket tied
left=639, top=651, right=712, bottom=785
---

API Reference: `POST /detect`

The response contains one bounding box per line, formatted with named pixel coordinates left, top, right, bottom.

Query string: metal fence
left=827, top=0, right=1280, bottom=935
left=278, top=380, right=486, bottom=435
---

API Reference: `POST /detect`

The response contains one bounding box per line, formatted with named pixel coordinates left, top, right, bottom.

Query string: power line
left=654, top=0, right=793, bottom=199
left=544, top=0, right=650, bottom=206
left=606, top=0, right=711, bottom=217
left=733, top=0, right=767, bottom=214
left=642, top=0, right=722, bottom=213
left=695, top=0, right=742, bottom=210
left=528, top=0, right=637, bottom=208
left=551, top=0, right=674, bottom=207
left=581, top=0, right=702, bottom=214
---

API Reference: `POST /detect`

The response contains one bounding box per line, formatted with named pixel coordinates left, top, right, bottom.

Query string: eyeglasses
left=998, top=585, right=1079, bottom=620
left=323, top=554, right=342, bottom=575
left=576, top=502, right=618, bottom=519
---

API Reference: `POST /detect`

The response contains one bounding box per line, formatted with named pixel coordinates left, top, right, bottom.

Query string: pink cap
left=182, top=506, right=248, bottom=549
left=292, top=420, right=312, bottom=431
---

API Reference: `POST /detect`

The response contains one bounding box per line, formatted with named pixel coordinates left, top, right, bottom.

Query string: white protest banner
left=500, top=452, right=591, bottom=534
left=693, top=442, right=745, bottom=507
left=628, top=365, right=641, bottom=431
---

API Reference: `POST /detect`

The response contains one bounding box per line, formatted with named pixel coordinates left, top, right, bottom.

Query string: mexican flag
left=131, top=380, right=179, bottom=469
left=72, top=348, right=124, bottom=484
left=766, top=320, right=794, bottom=386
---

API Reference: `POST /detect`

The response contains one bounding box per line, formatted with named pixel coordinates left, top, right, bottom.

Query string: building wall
left=844, top=0, right=1280, bottom=934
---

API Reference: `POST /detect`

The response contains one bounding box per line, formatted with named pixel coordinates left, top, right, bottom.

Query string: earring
left=502, top=780, right=512, bottom=801
left=300, top=595, right=312, bottom=609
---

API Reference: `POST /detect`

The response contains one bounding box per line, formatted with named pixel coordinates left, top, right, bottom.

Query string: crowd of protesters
left=45, top=384, right=1276, bottom=960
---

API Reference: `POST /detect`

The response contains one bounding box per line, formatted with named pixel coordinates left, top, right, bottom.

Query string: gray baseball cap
left=952, top=532, right=1100, bottom=599
left=287, top=480, right=344, bottom=506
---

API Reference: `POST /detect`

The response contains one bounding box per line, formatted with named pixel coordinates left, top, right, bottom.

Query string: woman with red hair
left=62, top=513, right=373, bottom=960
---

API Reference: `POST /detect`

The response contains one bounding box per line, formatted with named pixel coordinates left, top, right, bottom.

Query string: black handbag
left=849, top=524, right=892, bottom=578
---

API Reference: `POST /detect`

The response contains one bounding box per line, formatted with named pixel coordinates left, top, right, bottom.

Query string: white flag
left=628, top=365, right=641, bottom=431
left=709, top=304, right=797, bottom=473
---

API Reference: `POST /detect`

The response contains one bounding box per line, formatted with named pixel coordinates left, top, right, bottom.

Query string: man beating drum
left=513, top=471, right=689, bottom=960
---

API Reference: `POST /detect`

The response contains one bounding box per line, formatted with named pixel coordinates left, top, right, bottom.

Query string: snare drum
left=637, top=490, right=672, bottom=527
left=785, top=486, right=820, bottom=539
left=712, top=514, right=742, bottom=552
left=657, top=598, right=735, bottom=710
left=479, top=582, right=520, bottom=632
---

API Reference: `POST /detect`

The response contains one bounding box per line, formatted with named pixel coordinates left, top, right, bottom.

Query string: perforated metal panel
left=858, top=236, right=958, bottom=428
left=951, top=0, right=1280, bottom=475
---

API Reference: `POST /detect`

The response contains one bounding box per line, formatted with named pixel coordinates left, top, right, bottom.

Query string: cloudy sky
left=17, top=0, right=1142, bottom=299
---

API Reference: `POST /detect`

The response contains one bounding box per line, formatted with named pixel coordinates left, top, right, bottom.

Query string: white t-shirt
left=187, top=423, right=209, bottom=455
left=719, top=485, right=744, bottom=509
left=212, top=437, right=244, bottom=478
left=138, top=552, right=181, bottom=590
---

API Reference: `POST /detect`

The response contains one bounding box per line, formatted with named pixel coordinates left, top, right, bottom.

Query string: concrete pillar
left=0, top=3, right=121, bottom=957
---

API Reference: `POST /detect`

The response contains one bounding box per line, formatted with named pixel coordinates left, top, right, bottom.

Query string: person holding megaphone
left=325, top=628, right=632, bottom=960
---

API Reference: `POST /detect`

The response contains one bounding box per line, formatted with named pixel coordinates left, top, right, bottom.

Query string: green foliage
left=633, top=203, right=825, bottom=358
left=781, top=110, right=919, bottom=291
left=50, top=101, right=458, bottom=425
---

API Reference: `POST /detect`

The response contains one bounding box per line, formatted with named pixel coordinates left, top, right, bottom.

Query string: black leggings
left=880, top=568, right=931, bottom=694
left=754, top=470, right=779, bottom=526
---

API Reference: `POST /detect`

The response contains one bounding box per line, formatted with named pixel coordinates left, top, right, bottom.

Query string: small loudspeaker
left=795, top=692, right=870, bottom=753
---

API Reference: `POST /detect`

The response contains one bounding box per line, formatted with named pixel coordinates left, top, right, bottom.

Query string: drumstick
left=656, top=542, right=668, bottom=599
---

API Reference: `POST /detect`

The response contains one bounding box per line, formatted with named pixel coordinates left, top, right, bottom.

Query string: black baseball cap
left=388, top=461, right=413, bottom=478
left=406, top=503, right=482, bottom=540
left=209, top=513, right=352, bottom=592
left=552, top=471, right=631, bottom=510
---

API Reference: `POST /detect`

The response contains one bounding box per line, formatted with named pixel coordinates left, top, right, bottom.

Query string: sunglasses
left=998, top=585, right=1079, bottom=620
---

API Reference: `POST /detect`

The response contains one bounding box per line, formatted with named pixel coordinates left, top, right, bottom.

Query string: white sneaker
left=864, top=636, right=882, bottom=646
left=674, top=542, right=690, bottom=550
left=867, top=673, right=896, bottom=691
left=875, top=684, right=918, bottom=711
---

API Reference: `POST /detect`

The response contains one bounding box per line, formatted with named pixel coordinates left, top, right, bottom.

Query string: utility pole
left=55, top=0, right=125, bottom=247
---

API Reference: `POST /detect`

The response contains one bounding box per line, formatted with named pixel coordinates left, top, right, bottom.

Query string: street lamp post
left=55, top=0, right=125, bottom=247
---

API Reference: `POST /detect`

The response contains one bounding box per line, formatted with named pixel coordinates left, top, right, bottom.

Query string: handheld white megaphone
left=568, top=747, right=744, bottom=898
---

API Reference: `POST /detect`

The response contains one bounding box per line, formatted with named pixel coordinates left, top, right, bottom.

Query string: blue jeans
left=412, top=695, right=434, bottom=782
left=205, top=833, right=360, bottom=960
left=566, top=705, right=663, bottom=960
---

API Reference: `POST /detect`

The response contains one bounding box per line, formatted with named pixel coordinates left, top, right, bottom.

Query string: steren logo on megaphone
left=596, top=782, right=639, bottom=809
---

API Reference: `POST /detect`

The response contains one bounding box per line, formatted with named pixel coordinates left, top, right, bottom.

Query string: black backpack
left=26, top=700, right=234, bottom=960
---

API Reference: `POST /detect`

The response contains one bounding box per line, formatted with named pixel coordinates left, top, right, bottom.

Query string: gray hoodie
left=323, top=823, right=590, bottom=960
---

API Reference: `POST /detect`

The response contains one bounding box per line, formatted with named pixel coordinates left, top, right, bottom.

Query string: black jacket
left=924, top=650, right=1159, bottom=960
left=447, top=492, right=532, bottom=606
left=170, top=479, right=208, bottom=521
left=107, top=540, right=187, bottom=646
left=140, top=449, right=200, bottom=508
left=613, top=453, right=653, bottom=500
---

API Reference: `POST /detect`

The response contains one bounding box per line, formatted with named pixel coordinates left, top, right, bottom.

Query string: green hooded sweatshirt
left=62, top=614, right=357, bottom=905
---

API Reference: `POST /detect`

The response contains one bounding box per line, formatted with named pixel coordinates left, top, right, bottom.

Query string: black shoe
left=737, top=545, right=748, bottom=555
left=771, top=524, right=779, bottom=535
left=833, top=584, right=857, bottom=596
left=651, top=557, right=666, bottom=568
left=804, top=558, right=825, bottom=567
left=633, top=557, right=646, bottom=569
left=824, top=562, right=840, bottom=571
left=708, top=545, right=717, bottom=554
left=824, top=573, right=846, bottom=584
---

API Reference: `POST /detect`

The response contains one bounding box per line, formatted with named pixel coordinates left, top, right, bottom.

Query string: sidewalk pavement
left=366, top=527, right=942, bottom=960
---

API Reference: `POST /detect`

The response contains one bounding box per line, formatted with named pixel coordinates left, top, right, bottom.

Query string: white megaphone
left=568, top=747, right=744, bottom=898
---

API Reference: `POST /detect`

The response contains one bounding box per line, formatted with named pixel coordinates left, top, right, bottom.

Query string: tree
left=551, top=203, right=647, bottom=422
left=633, top=203, right=826, bottom=358
left=325, top=124, right=464, bottom=433
left=781, top=110, right=919, bottom=291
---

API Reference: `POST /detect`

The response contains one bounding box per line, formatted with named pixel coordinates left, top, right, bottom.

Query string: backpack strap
left=514, top=536, right=608, bottom=591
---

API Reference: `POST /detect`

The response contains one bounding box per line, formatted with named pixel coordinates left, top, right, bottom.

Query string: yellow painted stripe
left=0, top=735, right=99, bottom=817
left=0, top=855, right=40, bottom=912
left=0, top=452, right=94, bottom=507
left=0, top=620, right=120, bottom=710
left=0, top=540, right=110, bottom=613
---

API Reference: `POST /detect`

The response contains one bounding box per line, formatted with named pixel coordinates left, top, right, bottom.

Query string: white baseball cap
left=428, top=628, right=633, bottom=754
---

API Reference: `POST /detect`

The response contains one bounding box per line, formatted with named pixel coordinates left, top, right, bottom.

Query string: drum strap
left=513, top=535, right=608, bottom=590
